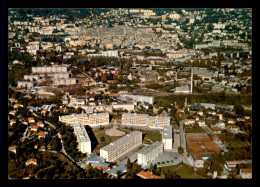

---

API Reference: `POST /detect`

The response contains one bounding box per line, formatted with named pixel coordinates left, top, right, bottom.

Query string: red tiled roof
left=137, top=171, right=160, bottom=179
left=38, top=132, right=47, bottom=137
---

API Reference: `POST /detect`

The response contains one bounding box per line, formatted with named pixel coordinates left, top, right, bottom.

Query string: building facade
left=121, top=94, right=154, bottom=105
left=32, top=65, right=68, bottom=73
left=100, top=131, right=142, bottom=162
left=17, top=81, right=34, bottom=89
left=122, top=113, right=171, bottom=129
left=137, top=141, right=163, bottom=167
left=162, top=126, right=173, bottom=150
left=59, top=113, right=110, bottom=127
left=53, top=78, right=76, bottom=85
left=74, top=123, right=92, bottom=154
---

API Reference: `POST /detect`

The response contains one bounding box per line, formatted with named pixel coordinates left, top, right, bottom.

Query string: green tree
left=178, top=146, right=184, bottom=154
left=126, top=158, right=132, bottom=170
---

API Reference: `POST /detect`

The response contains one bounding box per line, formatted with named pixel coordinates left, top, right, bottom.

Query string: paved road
left=44, top=120, right=76, bottom=163
left=179, top=122, right=194, bottom=166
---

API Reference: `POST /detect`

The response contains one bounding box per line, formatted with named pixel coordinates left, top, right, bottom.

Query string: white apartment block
left=121, top=113, right=171, bottom=129
left=59, top=113, right=110, bottom=127
left=53, top=73, right=70, bottom=79
left=168, top=13, right=181, bottom=20
left=17, top=81, right=34, bottom=89
left=74, top=123, right=92, bottom=154
left=162, top=126, right=173, bottom=150
left=53, top=78, right=76, bottom=85
left=137, top=141, right=163, bottom=167
left=68, top=97, right=86, bottom=107
left=101, top=50, right=118, bottom=57
left=100, top=131, right=142, bottom=162
left=32, top=65, right=68, bottom=73
left=121, top=94, right=154, bottom=105
left=24, top=74, right=41, bottom=81
left=112, top=102, right=135, bottom=111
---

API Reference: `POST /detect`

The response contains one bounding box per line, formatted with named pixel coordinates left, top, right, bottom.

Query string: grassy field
left=184, top=126, right=204, bottom=133
left=218, top=134, right=249, bottom=148
left=159, top=163, right=205, bottom=179
left=92, top=127, right=123, bottom=155
left=118, top=127, right=162, bottom=143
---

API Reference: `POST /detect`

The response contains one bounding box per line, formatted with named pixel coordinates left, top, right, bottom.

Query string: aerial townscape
left=7, top=8, right=252, bottom=179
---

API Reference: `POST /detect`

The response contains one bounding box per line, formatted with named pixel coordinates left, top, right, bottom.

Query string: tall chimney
left=190, top=67, right=193, bottom=93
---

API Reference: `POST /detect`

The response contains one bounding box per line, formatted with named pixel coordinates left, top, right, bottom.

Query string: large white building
left=53, top=73, right=70, bottom=79
left=120, top=94, right=154, bottom=105
left=112, top=102, right=135, bottom=111
left=100, top=131, right=142, bottom=162
left=53, top=78, right=76, bottom=85
left=24, top=74, right=41, bottom=81
left=121, top=113, right=170, bottom=129
left=59, top=113, right=110, bottom=127
left=17, top=81, right=34, bottom=89
left=102, top=50, right=118, bottom=57
left=32, top=65, right=68, bottom=73
left=162, top=126, right=173, bottom=150
left=74, top=123, right=92, bottom=154
left=137, top=141, right=163, bottom=167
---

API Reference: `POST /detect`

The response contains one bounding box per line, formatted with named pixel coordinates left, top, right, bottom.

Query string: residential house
left=137, top=171, right=161, bottom=179
left=41, top=109, right=48, bottom=116
left=31, top=125, right=39, bottom=132
left=216, top=121, right=225, bottom=129
left=182, top=119, right=196, bottom=127
left=197, top=120, right=206, bottom=126
left=37, top=121, right=44, bottom=128
left=216, top=113, right=223, bottom=120
left=10, top=119, right=16, bottom=126
left=239, top=169, right=252, bottom=179
left=227, top=118, right=236, bottom=124
left=8, top=146, right=17, bottom=154
left=194, top=116, right=200, bottom=121
left=38, top=132, right=48, bottom=139
left=9, top=110, right=17, bottom=116
left=230, top=126, right=240, bottom=133
left=25, top=158, right=37, bottom=166
left=14, top=103, right=23, bottom=109
left=9, top=98, right=18, bottom=104
left=207, top=110, right=216, bottom=115
left=197, top=111, right=203, bottom=116
left=211, top=127, right=222, bottom=134
left=28, top=117, right=35, bottom=123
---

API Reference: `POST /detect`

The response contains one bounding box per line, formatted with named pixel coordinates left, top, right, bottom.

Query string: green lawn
left=118, top=127, right=162, bottom=143
left=218, top=134, right=249, bottom=148
left=159, top=163, right=205, bottom=179
left=92, top=127, right=123, bottom=155
left=184, top=126, right=204, bottom=133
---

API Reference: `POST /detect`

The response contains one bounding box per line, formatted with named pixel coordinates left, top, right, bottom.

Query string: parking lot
left=150, top=151, right=182, bottom=168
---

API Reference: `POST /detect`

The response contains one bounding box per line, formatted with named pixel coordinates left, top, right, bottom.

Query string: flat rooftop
left=100, top=131, right=142, bottom=152
left=162, top=125, right=173, bottom=139
left=74, top=123, right=91, bottom=143
left=138, top=141, right=163, bottom=155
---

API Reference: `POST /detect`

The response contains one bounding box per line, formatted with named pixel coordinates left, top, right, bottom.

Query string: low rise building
left=240, top=169, right=252, bottom=179
left=112, top=102, right=135, bottom=111
left=137, top=171, right=161, bottom=179
left=17, top=81, right=34, bottom=89
left=137, top=141, right=163, bottom=167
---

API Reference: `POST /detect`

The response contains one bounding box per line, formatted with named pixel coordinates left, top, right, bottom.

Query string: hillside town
left=8, top=8, right=252, bottom=179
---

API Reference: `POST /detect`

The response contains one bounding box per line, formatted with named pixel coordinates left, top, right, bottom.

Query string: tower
left=190, top=67, right=193, bottom=93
